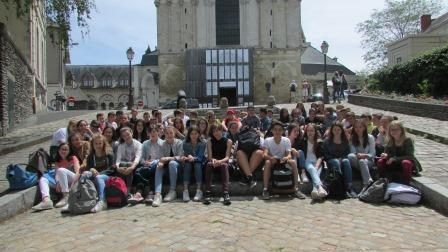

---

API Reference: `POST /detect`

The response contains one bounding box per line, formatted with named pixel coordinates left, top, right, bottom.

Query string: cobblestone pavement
left=0, top=198, right=447, bottom=251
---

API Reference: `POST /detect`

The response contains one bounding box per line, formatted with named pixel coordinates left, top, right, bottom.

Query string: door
left=219, top=87, right=237, bottom=106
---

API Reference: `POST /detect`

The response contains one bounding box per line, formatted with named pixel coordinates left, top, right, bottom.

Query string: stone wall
left=0, top=24, right=34, bottom=135
left=348, top=94, right=448, bottom=121
left=158, top=53, right=185, bottom=103
left=253, top=48, right=302, bottom=104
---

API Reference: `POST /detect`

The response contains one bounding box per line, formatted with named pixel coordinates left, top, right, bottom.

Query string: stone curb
left=2, top=175, right=447, bottom=221
left=411, top=176, right=448, bottom=216
left=405, top=127, right=448, bottom=145
left=0, top=186, right=38, bottom=222
left=0, top=135, right=52, bottom=157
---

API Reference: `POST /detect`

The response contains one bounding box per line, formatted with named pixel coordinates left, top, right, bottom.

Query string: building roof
left=140, top=46, right=158, bottom=66
left=424, top=12, right=448, bottom=34
left=66, top=65, right=130, bottom=82
left=301, top=45, right=356, bottom=75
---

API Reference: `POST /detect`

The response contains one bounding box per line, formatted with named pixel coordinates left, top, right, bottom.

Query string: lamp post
left=321, top=41, right=329, bottom=104
left=126, top=47, right=135, bottom=110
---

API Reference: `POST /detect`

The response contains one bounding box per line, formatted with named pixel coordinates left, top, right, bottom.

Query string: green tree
left=1, top=0, right=95, bottom=47
left=356, top=0, right=443, bottom=70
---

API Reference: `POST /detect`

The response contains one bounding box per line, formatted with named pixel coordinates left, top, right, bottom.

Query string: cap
left=227, top=109, right=235, bottom=115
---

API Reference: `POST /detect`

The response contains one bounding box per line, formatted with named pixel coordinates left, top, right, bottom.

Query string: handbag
left=6, top=164, right=38, bottom=190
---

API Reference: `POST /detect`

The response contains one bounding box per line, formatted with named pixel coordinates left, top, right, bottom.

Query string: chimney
left=421, top=15, right=432, bottom=33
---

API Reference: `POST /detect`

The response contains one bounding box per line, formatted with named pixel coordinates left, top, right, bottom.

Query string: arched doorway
left=99, top=94, right=115, bottom=110
left=109, top=102, right=115, bottom=109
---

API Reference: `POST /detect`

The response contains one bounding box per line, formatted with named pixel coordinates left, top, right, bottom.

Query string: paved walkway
left=1, top=198, right=447, bottom=251
left=343, top=102, right=448, bottom=143
left=0, top=112, right=100, bottom=155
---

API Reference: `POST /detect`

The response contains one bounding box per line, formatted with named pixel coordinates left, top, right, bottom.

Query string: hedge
left=370, top=45, right=448, bottom=97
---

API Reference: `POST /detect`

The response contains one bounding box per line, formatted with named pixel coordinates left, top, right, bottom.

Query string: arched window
left=101, top=73, right=113, bottom=88
left=81, top=73, right=94, bottom=88
left=118, top=73, right=129, bottom=87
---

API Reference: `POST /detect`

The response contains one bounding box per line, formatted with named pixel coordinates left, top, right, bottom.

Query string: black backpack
left=322, top=167, right=346, bottom=200
left=271, top=162, right=295, bottom=191
left=359, top=178, right=388, bottom=204
left=27, top=148, right=51, bottom=175
left=237, top=127, right=261, bottom=154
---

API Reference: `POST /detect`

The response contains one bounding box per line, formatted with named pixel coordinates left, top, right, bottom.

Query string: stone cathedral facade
left=155, top=0, right=305, bottom=107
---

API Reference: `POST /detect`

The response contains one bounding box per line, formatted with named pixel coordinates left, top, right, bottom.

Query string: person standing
left=289, top=80, right=298, bottom=103
left=302, top=80, right=310, bottom=102
left=332, top=72, right=341, bottom=104
left=339, top=71, right=348, bottom=100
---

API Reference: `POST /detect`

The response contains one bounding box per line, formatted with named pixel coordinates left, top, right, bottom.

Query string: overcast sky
left=69, top=0, right=448, bottom=72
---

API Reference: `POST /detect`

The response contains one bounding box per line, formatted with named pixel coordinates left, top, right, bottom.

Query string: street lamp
left=126, top=47, right=135, bottom=110
left=321, top=41, right=330, bottom=104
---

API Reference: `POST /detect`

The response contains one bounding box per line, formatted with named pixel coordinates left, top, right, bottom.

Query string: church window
left=216, top=0, right=240, bottom=46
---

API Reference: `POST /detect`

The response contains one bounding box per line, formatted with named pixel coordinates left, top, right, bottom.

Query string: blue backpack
left=6, top=164, right=38, bottom=190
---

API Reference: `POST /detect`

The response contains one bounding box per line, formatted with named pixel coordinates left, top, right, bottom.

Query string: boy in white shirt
left=262, top=120, right=306, bottom=200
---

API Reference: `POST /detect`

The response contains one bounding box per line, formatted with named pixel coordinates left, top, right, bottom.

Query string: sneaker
left=317, top=186, right=328, bottom=198
left=91, top=200, right=107, bottom=213
left=193, top=190, right=203, bottom=202
left=248, top=175, right=257, bottom=189
left=145, top=192, right=155, bottom=204
left=164, top=190, right=177, bottom=202
left=203, top=191, right=212, bottom=205
left=239, top=175, right=249, bottom=186
left=310, top=187, right=319, bottom=200
left=152, top=194, right=162, bottom=207
left=301, top=172, right=309, bottom=183
left=55, top=196, right=68, bottom=208
left=128, top=193, right=144, bottom=205
left=60, top=204, right=70, bottom=214
left=346, top=189, right=358, bottom=198
left=262, top=189, right=270, bottom=200
left=295, top=189, right=306, bottom=199
left=183, top=190, right=190, bottom=202
left=32, top=199, right=54, bottom=211
left=223, top=193, right=231, bottom=206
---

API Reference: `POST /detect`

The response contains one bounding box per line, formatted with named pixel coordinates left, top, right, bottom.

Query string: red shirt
left=55, top=156, right=79, bottom=172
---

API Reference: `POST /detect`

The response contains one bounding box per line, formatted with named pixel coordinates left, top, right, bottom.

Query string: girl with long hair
left=323, top=122, right=356, bottom=198
left=348, top=120, right=375, bottom=194
left=378, top=121, right=422, bottom=183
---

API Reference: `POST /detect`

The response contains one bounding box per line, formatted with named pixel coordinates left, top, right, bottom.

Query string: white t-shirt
left=264, top=136, right=291, bottom=159
left=51, top=128, right=67, bottom=146
left=306, top=140, right=317, bottom=163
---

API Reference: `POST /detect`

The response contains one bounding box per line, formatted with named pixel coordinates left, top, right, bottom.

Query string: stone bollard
left=220, top=97, right=229, bottom=109
left=178, top=98, right=187, bottom=110
left=267, top=95, right=276, bottom=107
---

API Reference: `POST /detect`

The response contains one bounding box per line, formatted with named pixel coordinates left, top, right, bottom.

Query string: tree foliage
left=356, top=0, right=443, bottom=71
left=369, top=45, right=448, bottom=97
left=1, top=0, right=95, bottom=47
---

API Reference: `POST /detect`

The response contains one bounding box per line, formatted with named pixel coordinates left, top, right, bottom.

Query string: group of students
left=31, top=102, right=422, bottom=213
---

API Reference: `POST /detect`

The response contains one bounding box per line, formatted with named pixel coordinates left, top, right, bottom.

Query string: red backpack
left=105, top=177, right=128, bottom=207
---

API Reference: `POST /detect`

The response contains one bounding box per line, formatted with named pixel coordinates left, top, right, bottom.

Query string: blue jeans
left=155, top=160, right=180, bottom=193
left=82, top=172, right=109, bottom=201
left=327, top=158, right=352, bottom=188
left=305, top=160, right=322, bottom=188
left=184, top=161, right=203, bottom=186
